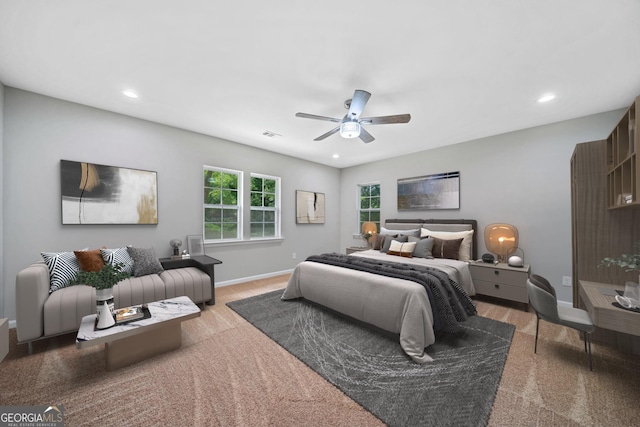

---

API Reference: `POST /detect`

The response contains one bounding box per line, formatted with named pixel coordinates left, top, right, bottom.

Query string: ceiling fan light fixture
left=340, top=121, right=360, bottom=138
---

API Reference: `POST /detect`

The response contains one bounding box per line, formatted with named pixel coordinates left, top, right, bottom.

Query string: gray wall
left=2, top=88, right=341, bottom=321
left=0, top=81, right=4, bottom=318
left=340, top=110, right=624, bottom=304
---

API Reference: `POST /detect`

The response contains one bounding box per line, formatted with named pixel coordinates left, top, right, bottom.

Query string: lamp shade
left=484, top=223, right=518, bottom=262
left=340, top=121, right=361, bottom=138
left=361, top=222, right=377, bottom=248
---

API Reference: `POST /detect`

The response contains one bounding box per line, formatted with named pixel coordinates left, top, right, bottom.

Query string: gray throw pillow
left=409, top=236, right=435, bottom=258
left=127, top=247, right=164, bottom=277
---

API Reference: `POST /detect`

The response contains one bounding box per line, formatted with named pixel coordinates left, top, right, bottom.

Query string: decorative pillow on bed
left=432, top=237, right=464, bottom=260
left=372, top=234, right=386, bottom=250
left=100, top=247, right=135, bottom=274
left=387, top=240, right=417, bottom=258
left=408, top=236, right=435, bottom=258
left=420, top=228, right=474, bottom=261
left=74, top=248, right=105, bottom=272
left=381, top=235, right=408, bottom=253
left=381, top=227, right=420, bottom=237
left=127, top=246, right=164, bottom=277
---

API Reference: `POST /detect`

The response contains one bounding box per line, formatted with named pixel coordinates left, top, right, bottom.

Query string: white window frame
left=249, top=173, right=281, bottom=239
left=357, top=182, right=381, bottom=233
left=203, top=165, right=243, bottom=242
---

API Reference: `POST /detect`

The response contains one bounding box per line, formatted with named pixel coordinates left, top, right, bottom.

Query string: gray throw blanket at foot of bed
left=306, top=253, right=477, bottom=333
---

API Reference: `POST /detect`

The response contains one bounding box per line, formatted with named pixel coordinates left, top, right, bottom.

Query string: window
left=250, top=173, right=281, bottom=238
left=358, top=183, right=380, bottom=233
left=203, top=166, right=243, bottom=241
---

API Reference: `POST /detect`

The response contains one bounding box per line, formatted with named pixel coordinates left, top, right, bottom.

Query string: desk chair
left=527, top=274, right=596, bottom=371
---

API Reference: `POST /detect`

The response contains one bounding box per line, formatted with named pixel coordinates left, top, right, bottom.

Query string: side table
left=160, top=255, right=222, bottom=305
left=469, top=261, right=530, bottom=310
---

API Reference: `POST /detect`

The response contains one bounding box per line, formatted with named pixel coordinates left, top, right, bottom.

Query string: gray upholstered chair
left=526, top=274, right=596, bottom=371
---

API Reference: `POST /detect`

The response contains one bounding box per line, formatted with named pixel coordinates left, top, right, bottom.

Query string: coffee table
left=76, top=296, right=201, bottom=371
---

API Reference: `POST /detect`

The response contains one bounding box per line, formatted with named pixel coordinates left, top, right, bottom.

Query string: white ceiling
left=1, top=1, right=639, bottom=168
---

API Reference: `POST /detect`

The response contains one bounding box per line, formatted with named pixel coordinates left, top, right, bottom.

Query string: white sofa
left=16, top=260, right=212, bottom=353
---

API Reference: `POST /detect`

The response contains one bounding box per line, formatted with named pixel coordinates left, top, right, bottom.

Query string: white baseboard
left=557, top=299, right=573, bottom=308
left=215, top=269, right=294, bottom=288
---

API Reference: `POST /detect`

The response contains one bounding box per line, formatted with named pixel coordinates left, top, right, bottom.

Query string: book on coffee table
left=115, top=306, right=145, bottom=323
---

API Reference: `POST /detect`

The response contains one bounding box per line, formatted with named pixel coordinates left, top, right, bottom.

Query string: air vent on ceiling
left=262, top=131, right=281, bottom=138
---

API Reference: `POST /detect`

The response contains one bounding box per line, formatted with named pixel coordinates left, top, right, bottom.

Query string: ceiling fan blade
left=347, top=90, right=371, bottom=121
left=313, top=126, right=340, bottom=141
left=295, top=112, right=341, bottom=123
left=360, top=114, right=411, bottom=125
left=358, top=127, right=375, bottom=143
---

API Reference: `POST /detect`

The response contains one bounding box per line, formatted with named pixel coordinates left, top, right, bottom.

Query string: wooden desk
left=579, top=280, right=640, bottom=354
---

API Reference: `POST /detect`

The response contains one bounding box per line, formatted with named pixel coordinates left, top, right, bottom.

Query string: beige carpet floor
left=1, top=274, right=639, bottom=426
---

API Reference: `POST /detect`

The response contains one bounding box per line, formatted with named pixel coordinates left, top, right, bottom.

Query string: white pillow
left=420, top=228, right=474, bottom=261
left=387, top=240, right=417, bottom=257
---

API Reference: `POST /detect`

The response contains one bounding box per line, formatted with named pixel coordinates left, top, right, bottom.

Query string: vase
left=95, top=288, right=115, bottom=329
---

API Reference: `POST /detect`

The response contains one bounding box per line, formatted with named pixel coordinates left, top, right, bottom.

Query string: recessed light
left=122, top=90, right=139, bottom=99
left=332, top=154, right=340, bottom=159
left=538, top=93, right=556, bottom=103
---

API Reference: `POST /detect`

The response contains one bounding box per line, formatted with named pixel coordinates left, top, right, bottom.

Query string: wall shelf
left=607, top=96, right=639, bottom=209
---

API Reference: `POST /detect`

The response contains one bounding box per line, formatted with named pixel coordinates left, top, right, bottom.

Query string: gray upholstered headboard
left=384, top=219, right=478, bottom=260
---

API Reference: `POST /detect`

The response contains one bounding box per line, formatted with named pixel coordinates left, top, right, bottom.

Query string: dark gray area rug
left=227, top=290, right=515, bottom=427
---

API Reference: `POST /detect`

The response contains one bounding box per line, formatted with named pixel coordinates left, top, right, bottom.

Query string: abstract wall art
left=397, top=171, right=460, bottom=210
left=60, top=160, right=158, bottom=224
left=296, top=190, right=325, bottom=224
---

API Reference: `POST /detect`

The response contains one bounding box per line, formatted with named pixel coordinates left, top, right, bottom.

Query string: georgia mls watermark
left=0, top=405, right=64, bottom=427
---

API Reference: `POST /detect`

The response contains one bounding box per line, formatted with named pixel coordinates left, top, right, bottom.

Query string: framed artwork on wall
left=296, top=190, right=325, bottom=224
left=397, top=171, right=460, bottom=210
left=187, top=235, right=204, bottom=256
left=60, top=160, right=158, bottom=224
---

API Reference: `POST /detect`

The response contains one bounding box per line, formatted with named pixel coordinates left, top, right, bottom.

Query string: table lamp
left=361, top=221, right=378, bottom=248
left=484, top=223, right=518, bottom=263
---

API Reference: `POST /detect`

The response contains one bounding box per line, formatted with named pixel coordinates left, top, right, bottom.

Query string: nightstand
left=469, top=261, right=531, bottom=310
left=346, top=246, right=369, bottom=254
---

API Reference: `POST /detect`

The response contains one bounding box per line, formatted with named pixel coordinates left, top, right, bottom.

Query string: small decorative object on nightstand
left=469, top=261, right=531, bottom=310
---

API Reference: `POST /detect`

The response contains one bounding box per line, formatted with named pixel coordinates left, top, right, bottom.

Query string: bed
left=282, top=219, right=478, bottom=363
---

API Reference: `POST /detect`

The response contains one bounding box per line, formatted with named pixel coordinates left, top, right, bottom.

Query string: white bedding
left=281, top=250, right=476, bottom=363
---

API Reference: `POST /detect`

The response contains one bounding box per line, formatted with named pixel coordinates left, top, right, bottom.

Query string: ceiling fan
left=295, top=90, right=411, bottom=143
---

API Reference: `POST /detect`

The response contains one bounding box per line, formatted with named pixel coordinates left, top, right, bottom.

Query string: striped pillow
left=41, top=251, right=80, bottom=293
left=100, top=247, right=134, bottom=274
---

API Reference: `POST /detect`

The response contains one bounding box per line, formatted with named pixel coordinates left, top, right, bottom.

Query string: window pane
left=222, top=189, right=237, bottom=205
left=370, top=184, right=380, bottom=197
left=250, top=192, right=262, bottom=207
left=222, top=208, right=237, bottom=222
left=264, top=194, right=275, bottom=208
left=222, top=223, right=237, bottom=236
left=205, top=189, right=221, bottom=204
left=250, top=223, right=263, bottom=237
left=264, top=223, right=275, bottom=237
left=264, top=179, right=276, bottom=193
left=251, top=177, right=262, bottom=192
left=205, top=223, right=222, bottom=240
left=360, top=186, right=370, bottom=197
left=360, top=212, right=369, bottom=222
left=264, top=211, right=275, bottom=222
left=370, top=211, right=380, bottom=222
left=205, top=207, right=221, bottom=222
left=250, top=210, right=264, bottom=222
left=204, top=170, right=220, bottom=187
left=360, top=197, right=370, bottom=209
left=222, top=173, right=238, bottom=190
left=370, top=196, right=380, bottom=209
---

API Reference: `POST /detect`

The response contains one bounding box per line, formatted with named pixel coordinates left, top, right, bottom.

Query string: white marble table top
left=76, top=296, right=200, bottom=349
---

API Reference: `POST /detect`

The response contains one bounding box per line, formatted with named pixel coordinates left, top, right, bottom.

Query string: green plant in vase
left=69, top=262, right=130, bottom=290
left=599, top=241, right=640, bottom=273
